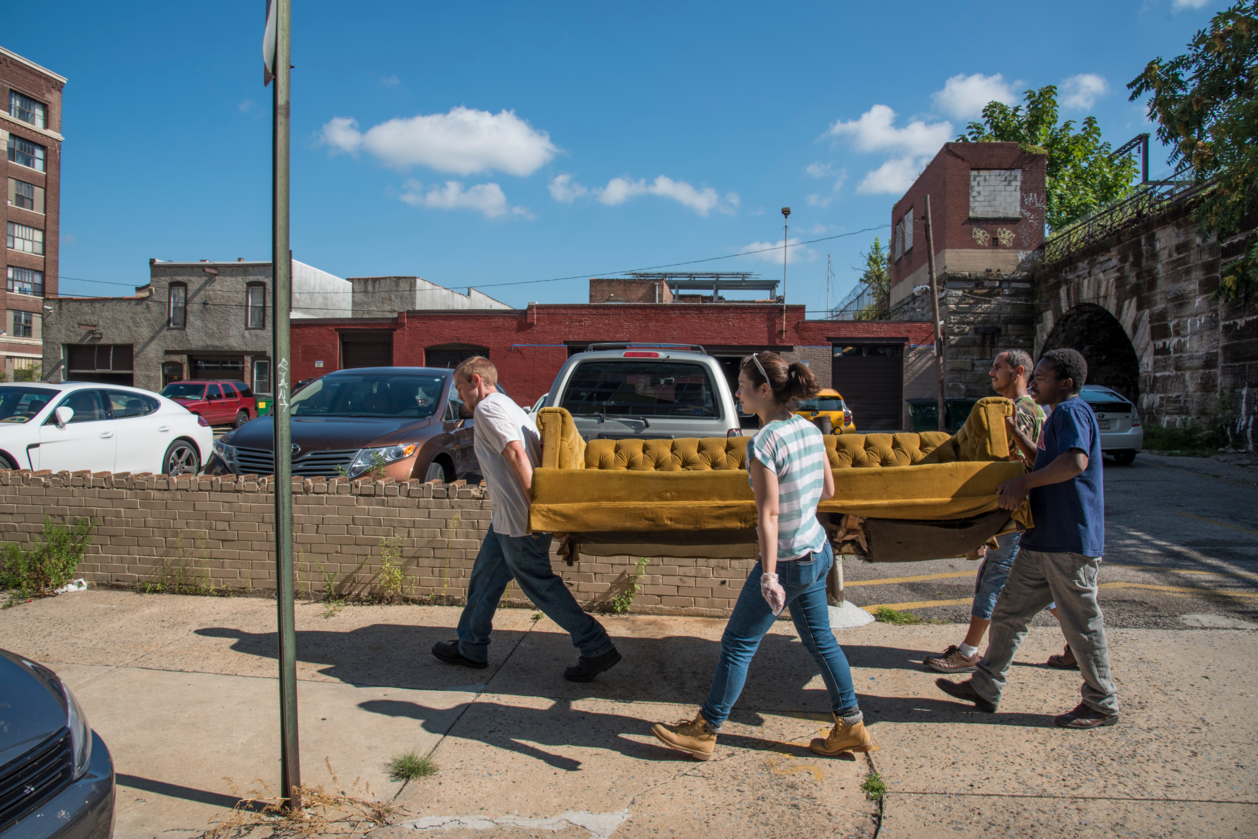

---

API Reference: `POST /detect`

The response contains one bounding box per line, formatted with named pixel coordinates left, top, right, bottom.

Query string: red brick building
left=1, top=46, right=64, bottom=381
left=888, top=142, right=1047, bottom=308
left=291, top=303, right=934, bottom=430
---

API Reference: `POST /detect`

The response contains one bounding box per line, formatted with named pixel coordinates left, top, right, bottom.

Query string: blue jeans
left=456, top=526, right=614, bottom=663
left=700, top=542, right=858, bottom=728
left=972, top=531, right=1020, bottom=620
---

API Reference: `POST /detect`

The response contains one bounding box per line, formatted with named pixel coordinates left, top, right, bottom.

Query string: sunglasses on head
left=746, top=352, right=769, bottom=383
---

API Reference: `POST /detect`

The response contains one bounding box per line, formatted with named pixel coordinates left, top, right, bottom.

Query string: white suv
left=545, top=344, right=742, bottom=441
left=0, top=382, right=213, bottom=475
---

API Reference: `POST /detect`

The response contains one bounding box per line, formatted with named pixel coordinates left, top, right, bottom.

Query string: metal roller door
left=832, top=343, right=904, bottom=431
left=340, top=333, right=393, bottom=369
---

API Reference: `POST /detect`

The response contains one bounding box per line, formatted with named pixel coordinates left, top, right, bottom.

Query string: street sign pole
left=269, top=0, right=300, bottom=809
left=923, top=195, right=946, bottom=432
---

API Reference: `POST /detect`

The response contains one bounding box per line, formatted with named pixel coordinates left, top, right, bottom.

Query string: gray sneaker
left=924, top=644, right=979, bottom=674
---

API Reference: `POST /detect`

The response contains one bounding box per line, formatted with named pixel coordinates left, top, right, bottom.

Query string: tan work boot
left=810, top=714, right=880, bottom=757
left=651, top=714, right=717, bottom=761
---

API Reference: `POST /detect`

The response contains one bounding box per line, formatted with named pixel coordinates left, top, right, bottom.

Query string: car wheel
left=0, top=452, right=17, bottom=470
left=425, top=461, right=446, bottom=483
left=1112, top=449, right=1137, bottom=466
left=164, top=440, right=201, bottom=476
left=234, top=410, right=249, bottom=428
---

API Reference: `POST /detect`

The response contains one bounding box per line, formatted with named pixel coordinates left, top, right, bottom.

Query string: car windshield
left=0, top=385, right=58, bottom=424
left=1079, top=387, right=1131, bottom=412
left=560, top=361, right=719, bottom=418
left=162, top=384, right=206, bottom=399
left=798, top=397, right=845, bottom=411
left=289, top=373, right=446, bottom=419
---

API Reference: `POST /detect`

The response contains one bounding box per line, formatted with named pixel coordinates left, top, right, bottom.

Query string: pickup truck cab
left=545, top=344, right=741, bottom=442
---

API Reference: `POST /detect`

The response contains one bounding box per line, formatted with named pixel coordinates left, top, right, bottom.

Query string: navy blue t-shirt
left=1019, top=396, right=1105, bottom=556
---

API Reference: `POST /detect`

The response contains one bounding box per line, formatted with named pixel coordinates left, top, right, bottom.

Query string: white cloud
left=380, top=75, right=401, bottom=87
left=238, top=99, right=255, bottom=113
left=824, top=104, right=953, bottom=159
left=319, top=106, right=558, bottom=176
left=856, top=157, right=925, bottom=195
left=806, top=166, right=847, bottom=207
left=738, top=238, right=817, bottom=265
left=805, top=161, right=836, bottom=178
left=932, top=73, right=1017, bottom=120
left=550, top=174, right=738, bottom=215
left=399, top=179, right=533, bottom=219
left=1060, top=73, right=1110, bottom=110
left=1172, top=0, right=1210, bottom=9
left=548, top=173, right=589, bottom=203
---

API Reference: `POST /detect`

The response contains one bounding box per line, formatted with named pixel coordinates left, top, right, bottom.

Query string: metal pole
left=271, top=0, right=300, bottom=808
left=923, top=195, right=946, bottom=432
left=825, top=254, right=831, bottom=318
left=780, top=207, right=790, bottom=339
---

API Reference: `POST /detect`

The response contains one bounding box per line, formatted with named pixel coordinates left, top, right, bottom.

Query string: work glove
left=760, top=572, right=786, bottom=617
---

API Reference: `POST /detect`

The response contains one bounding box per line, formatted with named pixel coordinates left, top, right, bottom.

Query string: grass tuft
left=388, top=751, right=437, bottom=782
left=861, top=770, right=887, bottom=801
left=873, top=606, right=924, bottom=625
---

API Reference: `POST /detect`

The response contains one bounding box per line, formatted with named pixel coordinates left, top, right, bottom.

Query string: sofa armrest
left=537, top=407, right=586, bottom=470
left=919, top=396, right=1014, bottom=464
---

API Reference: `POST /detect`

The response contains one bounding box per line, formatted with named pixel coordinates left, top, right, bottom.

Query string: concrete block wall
left=0, top=470, right=751, bottom=617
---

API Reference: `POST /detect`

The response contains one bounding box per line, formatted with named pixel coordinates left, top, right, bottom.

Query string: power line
left=44, top=224, right=891, bottom=296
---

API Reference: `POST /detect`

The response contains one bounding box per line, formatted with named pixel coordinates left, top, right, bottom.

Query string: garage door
left=341, top=334, right=393, bottom=369
left=832, top=344, right=904, bottom=431
left=190, top=356, right=244, bottom=380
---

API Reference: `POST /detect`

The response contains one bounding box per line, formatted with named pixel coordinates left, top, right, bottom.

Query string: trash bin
left=945, top=398, right=980, bottom=433
left=906, top=398, right=942, bottom=433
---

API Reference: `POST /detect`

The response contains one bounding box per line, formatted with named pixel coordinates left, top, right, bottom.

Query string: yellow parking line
left=860, top=597, right=972, bottom=613
left=1175, top=512, right=1258, bottom=538
left=1099, top=582, right=1258, bottom=599
left=844, top=570, right=976, bottom=587
left=1109, top=563, right=1258, bottom=582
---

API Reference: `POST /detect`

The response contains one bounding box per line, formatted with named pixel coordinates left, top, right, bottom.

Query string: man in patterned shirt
left=924, top=349, right=1046, bottom=674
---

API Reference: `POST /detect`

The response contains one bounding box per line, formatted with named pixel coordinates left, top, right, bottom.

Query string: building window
left=6, top=266, right=43, bottom=297
left=9, top=179, right=44, bottom=213
left=9, top=311, right=37, bottom=339
left=902, top=209, right=914, bottom=253
left=893, top=218, right=905, bottom=261
left=252, top=358, right=272, bottom=394
left=9, top=91, right=47, bottom=129
left=426, top=345, right=489, bottom=369
left=169, top=283, right=187, bottom=329
left=246, top=284, right=266, bottom=329
left=7, top=222, right=44, bottom=255
left=7, top=136, right=46, bottom=172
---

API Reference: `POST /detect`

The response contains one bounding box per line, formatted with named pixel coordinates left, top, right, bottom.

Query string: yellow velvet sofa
left=530, top=397, right=1030, bottom=564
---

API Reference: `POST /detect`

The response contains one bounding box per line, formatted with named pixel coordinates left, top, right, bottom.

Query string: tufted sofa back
left=539, top=397, right=1013, bottom=472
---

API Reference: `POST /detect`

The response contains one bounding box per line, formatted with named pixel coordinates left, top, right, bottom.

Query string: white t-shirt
left=473, top=391, right=542, bottom=538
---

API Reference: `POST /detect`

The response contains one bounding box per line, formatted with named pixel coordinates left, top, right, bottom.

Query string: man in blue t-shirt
left=935, top=348, right=1119, bottom=728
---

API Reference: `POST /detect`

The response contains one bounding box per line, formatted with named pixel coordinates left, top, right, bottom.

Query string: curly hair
left=1038, top=348, right=1087, bottom=393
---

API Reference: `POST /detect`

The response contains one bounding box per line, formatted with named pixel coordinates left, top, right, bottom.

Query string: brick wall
left=588, top=279, right=673, bottom=304
left=0, top=469, right=753, bottom=617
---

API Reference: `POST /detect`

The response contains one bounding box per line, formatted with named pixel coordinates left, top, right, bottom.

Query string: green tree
left=1128, top=1, right=1258, bottom=301
left=957, top=86, right=1139, bottom=231
left=855, top=237, right=890, bottom=320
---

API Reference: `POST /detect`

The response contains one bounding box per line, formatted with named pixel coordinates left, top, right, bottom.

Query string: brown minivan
left=204, top=367, right=483, bottom=482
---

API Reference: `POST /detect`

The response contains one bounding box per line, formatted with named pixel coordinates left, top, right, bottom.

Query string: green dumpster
left=906, top=398, right=942, bottom=433
left=944, top=398, right=980, bottom=433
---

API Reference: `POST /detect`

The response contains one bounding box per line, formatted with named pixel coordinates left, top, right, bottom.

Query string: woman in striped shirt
left=651, top=352, right=877, bottom=760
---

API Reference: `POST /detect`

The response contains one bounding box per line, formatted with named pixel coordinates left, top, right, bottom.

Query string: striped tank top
left=747, top=415, right=828, bottom=560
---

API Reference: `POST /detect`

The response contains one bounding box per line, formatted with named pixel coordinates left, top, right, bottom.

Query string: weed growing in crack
left=861, top=770, right=886, bottom=801
left=0, top=515, right=97, bottom=604
left=387, top=751, right=437, bottom=782
left=377, top=535, right=405, bottom=603
left=610, top=557, right=650, bottom=614
left=315, top=559, right=346, bottom=619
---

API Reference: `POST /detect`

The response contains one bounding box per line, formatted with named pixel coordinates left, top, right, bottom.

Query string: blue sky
left=9, top=0, right=1227, bottom=313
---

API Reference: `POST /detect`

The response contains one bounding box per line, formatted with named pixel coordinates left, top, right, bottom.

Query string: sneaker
left=563, top=647, right=622, bottom=683
left=810, top=714, right=880, bottom=757
left=431, top=639, right=488, bottom=670
left=923, top=644, right=979, bottom=674
left=934, top=678, right=998, bottom=713
left=651, top=714, right=717, bottom=761
left=1055, top=702, right=1119, bottom=729
left=1047, top=644, right=1079, bottom=670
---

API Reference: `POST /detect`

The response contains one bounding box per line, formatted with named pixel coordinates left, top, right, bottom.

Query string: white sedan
left=0, top=382, right=214, bottom=475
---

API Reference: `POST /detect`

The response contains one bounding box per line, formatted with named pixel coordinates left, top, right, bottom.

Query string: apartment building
left=1, top=46, right=64, bottom=381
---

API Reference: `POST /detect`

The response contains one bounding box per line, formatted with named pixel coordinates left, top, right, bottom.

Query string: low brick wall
left=0, top=470, right=749, bottom=617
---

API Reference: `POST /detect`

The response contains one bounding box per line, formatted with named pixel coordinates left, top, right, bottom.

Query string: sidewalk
left=1, top=590, right=1255, bottom=838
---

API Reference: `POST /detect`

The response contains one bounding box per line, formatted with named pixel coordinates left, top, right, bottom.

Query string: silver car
left=1079, top=385, right=1143, bottom=465
left=546, top=344, right=741, bottom=441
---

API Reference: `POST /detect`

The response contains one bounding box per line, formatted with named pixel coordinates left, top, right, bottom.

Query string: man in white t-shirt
left=431, top=357, right=621, bottom=682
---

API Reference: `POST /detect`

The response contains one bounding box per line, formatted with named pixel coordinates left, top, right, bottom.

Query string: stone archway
left=1040, top=303, right=1141, bottom=402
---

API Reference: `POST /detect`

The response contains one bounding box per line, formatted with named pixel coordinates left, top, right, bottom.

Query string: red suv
left=160, top=380, right=257, bottom=428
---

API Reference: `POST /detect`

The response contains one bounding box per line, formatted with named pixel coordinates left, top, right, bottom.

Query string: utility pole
left=265, top=0, right=300, bottom=808
left=923, top=195, right=946, bottom=432
left=781, top=207, right=790, bottom=339
left=825, top=254, right=832, bottom=319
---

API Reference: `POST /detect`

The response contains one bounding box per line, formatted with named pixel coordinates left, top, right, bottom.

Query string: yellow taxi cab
left=794, top=388, right=855, bottom=434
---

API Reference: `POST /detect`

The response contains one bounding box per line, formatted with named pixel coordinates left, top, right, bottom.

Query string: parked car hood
left=0, top=650, right=67, bottom=768
left=225, top=415, right=438, bottom=451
